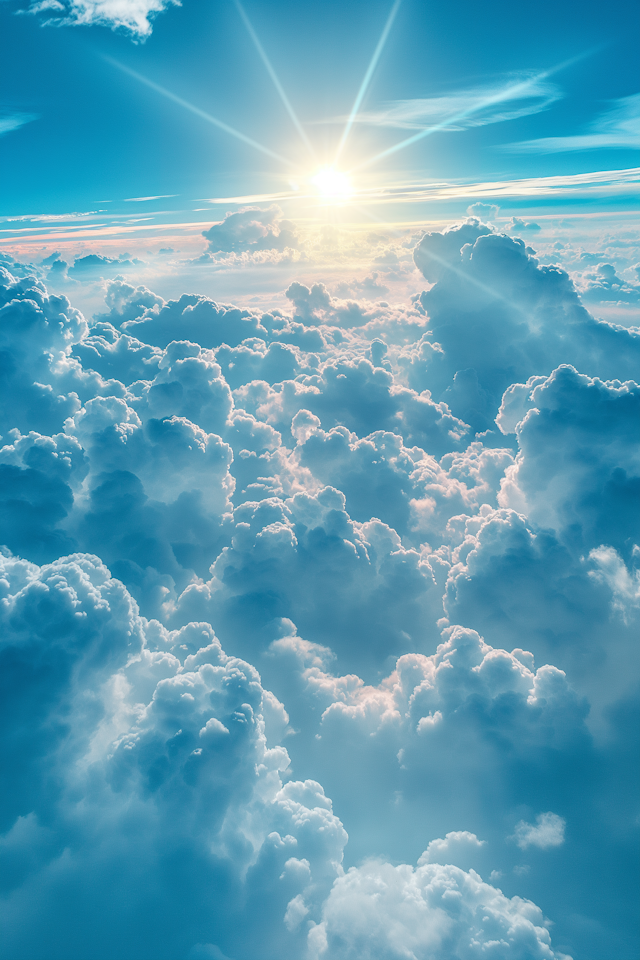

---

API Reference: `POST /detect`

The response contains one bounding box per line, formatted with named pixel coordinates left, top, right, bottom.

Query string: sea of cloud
left=0, top=215, right=638, bottom=960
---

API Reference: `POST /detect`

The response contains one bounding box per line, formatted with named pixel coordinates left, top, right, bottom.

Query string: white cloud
left=506, top=216, right=541, bottom=233
left=410, top=222, right=640, bottom=432
left=202, top=206, right=299, bottom=255
left=507, top=93, right=640, bottom=153
left=0, top=550, right=348, bottom=960
left=513, top=813, right=566, bottom=850
left=0, top=112, right=39, bottom=136
left=309, top=858, right=568, bottom=959
left=588, top=544, right=640, bottom=620
left=332, top=74, right=562, bottom=132
left=496, top=366, right=640, bottom=554
left=25, top=0, right=178, bottom=37
left=467, top=202, right=500, bottom=220
left=419, top=831, right=486, bottom=864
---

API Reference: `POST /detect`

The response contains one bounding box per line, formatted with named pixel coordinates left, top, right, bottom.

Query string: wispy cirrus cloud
left=123, top=194, right=179, bottom=201
left=507, top=92, right=640, bottom=152
left=200, top=166, right=640, bottom=207
left=326, top=74, right=562, bottom=132
left=0, top=112, right=38, bottom=136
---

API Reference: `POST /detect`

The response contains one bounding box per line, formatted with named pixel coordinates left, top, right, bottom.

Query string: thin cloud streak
left=353, top=52, right=592, bottom=171
left=123, top=194, right=179, bottom=201
left=2, top=170, right=636, bottom=249
left=335, top=76, right=560, bottom=131
left=200, top=191, right=303, bottom=204
left=0, top=112, right=39, bottom=136
left=200, top=166, right=640, bottom=206
left=233, top=0, right=316, bottom=160
left=0, top=220, right=207, bottom=244
left=334, top=0, right=402, bottom=163
left=104, top=56, right=296, bottom=168
left=506, top=92, right=640, bottom=152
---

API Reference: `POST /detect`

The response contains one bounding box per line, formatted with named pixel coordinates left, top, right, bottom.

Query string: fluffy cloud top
left=310, top=859, right=566, bottom=960
left=410, top=221, right=640, bottom=430
left=25, top=0, right=177, bottom=36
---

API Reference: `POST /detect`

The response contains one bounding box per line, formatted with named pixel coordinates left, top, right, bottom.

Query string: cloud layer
left=0, top=217, right=638, bottom=960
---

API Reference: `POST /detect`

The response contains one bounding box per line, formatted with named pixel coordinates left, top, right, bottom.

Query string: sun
left=311, top=167, right=352, bottom=201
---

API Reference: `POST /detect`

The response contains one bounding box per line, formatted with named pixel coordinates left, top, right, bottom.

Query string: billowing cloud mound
left=24, top=0, right=176, bottom=37
left=203, top=206, right=299, bottom=256
left=0, top=220, right=637, bottom=960
left=410, top=221, right=640, bottom=430
left=311, top=859, right=562, bottom=960
left=0, top=553, right=346, bottom=960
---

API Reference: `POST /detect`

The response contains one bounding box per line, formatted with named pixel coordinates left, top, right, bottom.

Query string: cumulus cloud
left=420, top=831, right=486, bottom=864
left=579, top=262, right=640, bottom=305
left=309, top=858, right=567, bottom=960
left=588, top=544, right=640, bottom=621
left=513, top=813, right=566, bottom=850
left=68, top=253, right=144, bottom=279
left=0, top=265, right=90, bottom=436
left=442, top=511, right=639, bottom=718
left=0, top=551, right=349, bottom=960
left=467, top=202, right=500, bottom=220
left=496, top=365, right=640, bottom=555
left=506, top=216, right=541, bottom=232
left=409, top=220, right=640, bottom=431
left=268, top=623, right=590, bottom=848
left=203, top=206, right=299, bottom=256
left=0, top=222, right=637, bottom=960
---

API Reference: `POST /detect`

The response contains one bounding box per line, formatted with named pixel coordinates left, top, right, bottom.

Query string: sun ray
left=353, top=51, right=593, bottom=172
left=334, top=0, right=402, bottom=164
left=104, top=56, right=296, bottom=168
left=233, top=0, right=316, bottom=160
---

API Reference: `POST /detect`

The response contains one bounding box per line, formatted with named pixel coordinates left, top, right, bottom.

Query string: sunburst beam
left=334, top=0, right=402, bottom=165
left=233, top=0, right=316, bottom=160
left=104, top=56, right=296, bottom=168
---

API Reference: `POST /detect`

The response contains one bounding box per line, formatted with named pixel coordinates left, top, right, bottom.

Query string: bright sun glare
left=311, top=167, right=352, bottom=201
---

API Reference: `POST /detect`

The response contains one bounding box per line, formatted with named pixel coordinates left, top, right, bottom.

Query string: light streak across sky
left=334, top=0, right=402, bottom=163
left=103, top=56, right=296, bottom=168
left=233, top=0, right=316, bottom=160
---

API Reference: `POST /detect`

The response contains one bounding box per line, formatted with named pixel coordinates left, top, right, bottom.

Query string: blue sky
left=0, top=3, right=639, bottom=960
